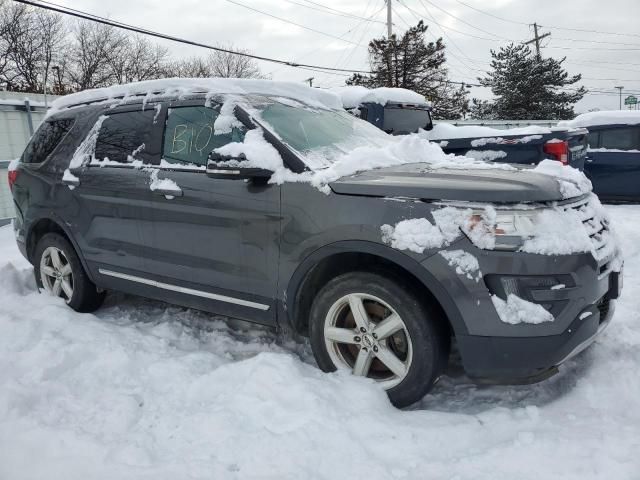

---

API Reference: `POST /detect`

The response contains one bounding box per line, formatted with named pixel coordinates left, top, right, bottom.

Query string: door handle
left=586, top=158, right=593, bottom=163
left=153, top=187, right=183, bottom=198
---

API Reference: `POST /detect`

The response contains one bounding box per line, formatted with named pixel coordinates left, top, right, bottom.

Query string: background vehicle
left=10, top=79, right=621, bottom=408
left=334, top=86, right=589, bottom=170
left=559, top=111, right=640, bottom=202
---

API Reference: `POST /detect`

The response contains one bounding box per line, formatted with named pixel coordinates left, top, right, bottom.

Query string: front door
left=142, top=101, right=281, bottom=325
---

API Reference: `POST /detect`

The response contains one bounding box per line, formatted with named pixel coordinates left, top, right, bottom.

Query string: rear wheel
left=309, top=271, right=449, bottom=408
left=34, top=233, right=105, bottom=312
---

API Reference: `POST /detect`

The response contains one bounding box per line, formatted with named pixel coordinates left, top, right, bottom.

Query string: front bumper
left=422, top=235, right=622, bottom=382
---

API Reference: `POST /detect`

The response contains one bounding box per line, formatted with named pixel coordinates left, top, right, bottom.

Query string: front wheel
left=309, top=271, right=449, bottom=408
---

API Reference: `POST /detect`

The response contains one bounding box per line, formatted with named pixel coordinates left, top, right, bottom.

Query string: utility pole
left=387, top=0, right=392, bottom=38
left=524, top=22, right=550, bottom=58
left=614, top=86, right=624, bottom=110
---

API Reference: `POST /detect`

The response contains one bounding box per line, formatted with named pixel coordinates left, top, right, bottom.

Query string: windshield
left=255, top=101, right=392, bottom=170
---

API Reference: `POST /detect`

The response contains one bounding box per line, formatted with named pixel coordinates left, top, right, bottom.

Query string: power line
left=13, top=0, right=374, bottom=75
left=224, top=0, right=361, bottom=46
left=452, top=0, right=528, bottom=25
left=418, top=0, right=509, bottom=41
left=282, top=0, right=387, bottom=24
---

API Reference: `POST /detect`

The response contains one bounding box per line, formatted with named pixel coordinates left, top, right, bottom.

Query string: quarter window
left=94, top=110, right=156, bottom=163
left=162, top=106, right=246, bottom=167
left=21, top=119, right=74, bottom=164
left=599, top=127, right=639, bottom=151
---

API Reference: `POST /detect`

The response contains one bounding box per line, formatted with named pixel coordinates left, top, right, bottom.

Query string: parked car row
left=8, top=79, right=623, bottom=407
left=335, top=86, right=640, bottom=202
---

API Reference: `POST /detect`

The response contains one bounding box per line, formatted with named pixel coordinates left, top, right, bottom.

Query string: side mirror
left=206, top=151, right=273, bottom=180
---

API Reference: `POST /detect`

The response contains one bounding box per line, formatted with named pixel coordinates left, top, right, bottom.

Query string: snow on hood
left=558, top=110, right=640, bottom=128
left=532, top=159, right=592, bottom=199
left=48, top=78, right=343, bottom=115
left=331, top=86, right=427, bottom=109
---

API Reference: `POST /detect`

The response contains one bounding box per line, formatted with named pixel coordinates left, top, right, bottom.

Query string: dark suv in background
left=8, top=80, right=622, bottom=407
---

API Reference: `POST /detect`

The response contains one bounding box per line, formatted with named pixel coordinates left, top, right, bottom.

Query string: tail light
left=543, top=140, right=569, bottom=165
left=8, top=169, right=18, bottom=190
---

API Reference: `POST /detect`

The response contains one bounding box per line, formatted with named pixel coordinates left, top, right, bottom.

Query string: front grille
left=563, top=196, right=614, bottom=264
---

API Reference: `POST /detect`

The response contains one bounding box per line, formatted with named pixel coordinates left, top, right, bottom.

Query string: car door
left=585, top=126, right=640, bottom=201
left=65, top=104, right=162, bottom=279
left=141, top=100, right=281, bottom=325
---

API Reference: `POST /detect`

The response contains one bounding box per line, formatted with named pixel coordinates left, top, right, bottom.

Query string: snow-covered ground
left=1, top=206, right=639, bottom=479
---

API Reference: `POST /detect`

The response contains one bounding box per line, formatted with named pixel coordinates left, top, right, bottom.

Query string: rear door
left=141, top=100, right=281, bottom=325
left=65, top=104, right=161, bottom=278
left=585, top=126, right=640, bottom=201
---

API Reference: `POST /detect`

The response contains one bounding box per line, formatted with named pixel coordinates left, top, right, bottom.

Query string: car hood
left=329, top=163, right=566, bottom=203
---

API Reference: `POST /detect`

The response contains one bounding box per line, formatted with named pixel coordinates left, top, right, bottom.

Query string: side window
left=21, top=119, right=74, bottom=164
left=587, top=131, right=599, bottom=149
left=162, top=106, right=246, bottom=167
left=599, top=127, right=639, bottom=151
left=94, top=110, right=156, bottom=163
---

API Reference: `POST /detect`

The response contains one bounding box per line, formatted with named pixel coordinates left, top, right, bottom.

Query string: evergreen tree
left=475, top=43, right=585, bottom=120
left=347, top=21, right=469, bottom=119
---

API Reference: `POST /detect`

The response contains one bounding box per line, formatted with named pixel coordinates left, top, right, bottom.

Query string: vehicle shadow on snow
left=94, top=291, right=596, bottom=414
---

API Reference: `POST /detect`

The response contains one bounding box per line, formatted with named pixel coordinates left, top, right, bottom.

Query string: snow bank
left=491, top=294, right=555, bottom=324
left=420, top=122, right=552, bottom=141
left=49, top=78, right=343, bottom=114
left=331, top=86, right=426, bottom=108
left=559, top=110, right=640, bottom=128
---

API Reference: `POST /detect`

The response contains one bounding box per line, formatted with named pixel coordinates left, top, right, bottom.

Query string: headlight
left=465, top=208, right=541, bottom=251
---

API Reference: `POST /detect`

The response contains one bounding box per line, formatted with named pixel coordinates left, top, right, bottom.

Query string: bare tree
left=110, top=35, right=169, bottom=84
left=206, top=44, right=265, bottom=79
left=66, top=20, right=127, bottom=90
left=164, top=56, right=212, bottom=78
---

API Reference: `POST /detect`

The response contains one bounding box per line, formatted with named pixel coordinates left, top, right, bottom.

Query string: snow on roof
left=49, top=78, right=343, bottom=113
left=331, top=86, right=427, bottom=108
left=558, top=110, right=640, bottom=128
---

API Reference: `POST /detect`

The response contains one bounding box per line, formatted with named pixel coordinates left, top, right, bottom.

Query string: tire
left=34, top=232, right=105, bottom=313
left=309, top=271, right=449, bottom=408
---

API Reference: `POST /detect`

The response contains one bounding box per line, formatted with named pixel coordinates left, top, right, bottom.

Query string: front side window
left=21, top=119, right=74, bottom=164
left=599, top=127, right=639, bottom=151
left=94, top=110, right=156, bottom=163
left=162, top=106, right=246, bottom=167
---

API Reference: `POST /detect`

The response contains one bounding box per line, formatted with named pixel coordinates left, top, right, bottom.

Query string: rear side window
left=94, top=110, right=156, bottom=163
left=162, top=106, right=246, bottom=167
left=587, top=131, right=599, bottom=149
left=599, top=127, right=639, bottom=150
left=21, top=119, right=74, bottom=164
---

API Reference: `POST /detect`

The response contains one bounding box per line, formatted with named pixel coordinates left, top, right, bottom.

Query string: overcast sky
left=58, top=0, right=640, bottom=114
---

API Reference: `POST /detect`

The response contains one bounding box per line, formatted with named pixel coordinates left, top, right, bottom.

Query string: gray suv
left=9, top=81, right=622, bottom=407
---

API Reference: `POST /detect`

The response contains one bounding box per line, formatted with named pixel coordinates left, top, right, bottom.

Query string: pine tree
left=347, top=21, right=469, bottom=119
left=474, top=43, right=586, bottom=120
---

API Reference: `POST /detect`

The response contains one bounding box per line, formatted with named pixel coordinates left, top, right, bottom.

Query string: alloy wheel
left=40, top=246, right=74, bottom=302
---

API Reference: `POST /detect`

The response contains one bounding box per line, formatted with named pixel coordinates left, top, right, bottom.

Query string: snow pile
left=149, top=169, right=181, bottom=197
left=213, top=128, right=283, bottom=172
left=213, top=97, right=244, bottom=134
left=464, top=150, right=507, bottom=162
left=381, top=218, right=448, bottom=253
left=420, top=123, right=552, bottom=141
left=559, top=110, right=640, bottom=128
left=439, top=250, right=482, bottom=282
left=521, top=205, right=594, bottom=256
left=49, top=78, right=343, bottom=115
left=331, top=86, right=426, bottom=108
left=1, top=205, right=640, bottom=478
left=533, top=159, right=592, bottom=198
left=491, top=294, right=555, bottom=324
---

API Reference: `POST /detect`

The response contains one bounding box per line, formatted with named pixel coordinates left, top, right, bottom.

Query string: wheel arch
left=25, top=215, right=96, bottom=283
left=282, top=241, right=467, bottom=338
